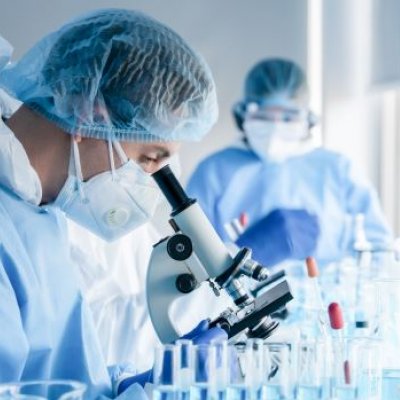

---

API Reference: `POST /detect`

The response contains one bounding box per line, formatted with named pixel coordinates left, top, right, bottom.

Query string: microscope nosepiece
left=242, top=258, right=270, bottom=281
left=252, top=265, right=270, bottom=281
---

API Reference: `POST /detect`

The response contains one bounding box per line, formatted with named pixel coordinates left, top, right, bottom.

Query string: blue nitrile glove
left=117, top=320, right=227, bottom=394
left=180, top=319, right=227, bottom=344
left=235, top=208, right=320, bottom=266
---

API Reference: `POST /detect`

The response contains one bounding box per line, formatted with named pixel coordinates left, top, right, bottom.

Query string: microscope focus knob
left=176, top=273, right=197, bottom=293
left=167, top=234, right=193, bottom=261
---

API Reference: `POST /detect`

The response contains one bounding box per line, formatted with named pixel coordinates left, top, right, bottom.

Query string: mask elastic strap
left=71, top=138, right=86, bottom=199
left=112, top=141, right=129, bottom=164
left=67, top=139, right=76, bottom=175
left=107, top=139, right=117, bottom=180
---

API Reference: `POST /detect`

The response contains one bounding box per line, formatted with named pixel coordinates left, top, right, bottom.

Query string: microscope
left=146, top=165, right=293, bottom=343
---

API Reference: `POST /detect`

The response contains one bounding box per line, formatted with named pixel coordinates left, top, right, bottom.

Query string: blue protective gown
left=187, top=144, right=392, bottom=265
left=0, top=185, right=149, bottom=400
left=0, top=187, right=113, bottom=398
left=0, top=92, right=148, bottom=399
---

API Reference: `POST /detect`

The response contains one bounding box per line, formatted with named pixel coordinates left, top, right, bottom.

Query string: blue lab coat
left=187, top=144, right=391, bottom=265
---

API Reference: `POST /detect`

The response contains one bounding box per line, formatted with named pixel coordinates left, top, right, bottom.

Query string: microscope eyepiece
left=152, top=165, right=195, bottom=215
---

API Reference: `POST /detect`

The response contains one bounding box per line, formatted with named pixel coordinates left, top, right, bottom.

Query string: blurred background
left=1, top=0, right=399, bottom=233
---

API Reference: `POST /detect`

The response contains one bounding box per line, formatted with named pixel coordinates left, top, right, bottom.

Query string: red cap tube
left=306, top=257, right=319, bottom=278
left=239, top=212, right=248, bottom=228
left=328, top=302, right=344, bottom=330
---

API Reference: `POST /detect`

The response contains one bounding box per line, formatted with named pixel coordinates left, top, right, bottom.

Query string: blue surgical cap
left=233, top=58, right=308, bottom=130
left=244, top=58, right=307, bottom=107
left=0, top=9, right=218, bottom=142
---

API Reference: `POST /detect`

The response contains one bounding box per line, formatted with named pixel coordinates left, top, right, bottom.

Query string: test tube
left=190, top=344, right=217, bottom=400
left=305, top=257, right=328, bottom=337
left=328, top=302, right=353, bottom=398
left=208, top=339, right=263, bottom=400
left=226, top=343, right=252, bottom=400
left=332, top=338, right=382, bottom=400
left=247, top=339, right=264, bottom=400
left=356, top=338, right=382, bottom=400
left=153, top=344, right=179, bottom=400
left=263, top=343, right=291, bottom=400
left=175, top=339, right=194, bottom=400
left=296, top=340, right=329, bottom=400
left=224, top=212, right=248, bottom=243
left=211, top=339, right=229, bottom=400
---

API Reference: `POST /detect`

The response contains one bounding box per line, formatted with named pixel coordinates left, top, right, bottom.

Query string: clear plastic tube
left=153, top=344, right=179, bottom=400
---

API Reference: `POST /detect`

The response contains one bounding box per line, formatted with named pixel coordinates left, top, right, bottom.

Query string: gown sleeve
left=0, top=249, right=29, bottom=381
left=342, top=157, right=392, bottom=251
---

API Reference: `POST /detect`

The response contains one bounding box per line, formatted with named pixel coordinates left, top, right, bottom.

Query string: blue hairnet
left=0, top=9, right=218, bottom=142
left=244, top=58, right=307, bottom=107
left=233, top=58, right=308, bottom=130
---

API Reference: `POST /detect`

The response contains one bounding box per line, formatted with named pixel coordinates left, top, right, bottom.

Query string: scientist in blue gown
left=187, top=58, right=391, bottom=267
left=0, top=9, right=226, bottom=399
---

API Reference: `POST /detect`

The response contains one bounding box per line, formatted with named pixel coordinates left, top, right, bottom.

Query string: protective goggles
left=245, top=102, right=309, bottom=123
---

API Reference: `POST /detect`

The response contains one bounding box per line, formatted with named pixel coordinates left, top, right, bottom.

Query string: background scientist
left=187, top=58, right=392, bottom=267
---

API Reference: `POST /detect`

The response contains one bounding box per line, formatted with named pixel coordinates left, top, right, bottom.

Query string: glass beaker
left=0, top=380, right=86, bottom=400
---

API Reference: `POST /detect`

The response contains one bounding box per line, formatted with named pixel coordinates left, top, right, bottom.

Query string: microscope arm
left=147, top=165, right=293, bottom=343
left=146, top=234, right=209, bottom=343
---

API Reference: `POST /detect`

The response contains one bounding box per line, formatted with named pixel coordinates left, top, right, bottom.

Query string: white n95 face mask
left=54, top=139, right=160, bottom=241
left=243, top=119, right=314, bottom=162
